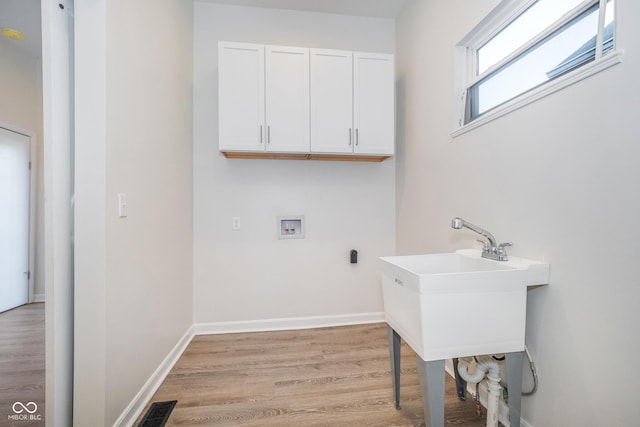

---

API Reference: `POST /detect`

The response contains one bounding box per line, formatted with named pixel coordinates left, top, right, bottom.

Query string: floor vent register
left=137, top=400, right=177, bottom=427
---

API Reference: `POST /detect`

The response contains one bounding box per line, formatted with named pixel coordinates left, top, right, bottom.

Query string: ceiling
left=200, top=0, right=407, bottom=18
left=0, top=0, right=405, bottom=60
left=0, top=0, right=41, bottom=58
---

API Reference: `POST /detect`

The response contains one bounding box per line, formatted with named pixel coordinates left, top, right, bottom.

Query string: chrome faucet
left=451, top=217, right=512, bottom=261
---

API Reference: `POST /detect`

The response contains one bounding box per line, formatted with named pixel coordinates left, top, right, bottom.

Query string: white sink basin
left=380, top=249, right=549, bottom=361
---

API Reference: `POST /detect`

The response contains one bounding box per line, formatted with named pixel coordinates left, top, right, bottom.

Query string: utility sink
left=380, top=249, right=550, bottom=361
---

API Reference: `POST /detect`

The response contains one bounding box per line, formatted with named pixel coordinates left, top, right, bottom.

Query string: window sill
left=451, top=50, right=625, bottom=138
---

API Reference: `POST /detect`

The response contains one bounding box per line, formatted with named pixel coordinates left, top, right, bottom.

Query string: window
left=454, top=0, right=622, bottom=133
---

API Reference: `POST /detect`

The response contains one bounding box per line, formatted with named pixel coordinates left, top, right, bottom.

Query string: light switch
left=232, top=217, right=240, bottom=230
left=118, top=193, right=128, bottom=218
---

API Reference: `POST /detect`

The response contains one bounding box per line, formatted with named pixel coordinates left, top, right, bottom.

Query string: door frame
left=0, top=122, right=36, bottom=305
left=42, top=0, right=75, bottom=425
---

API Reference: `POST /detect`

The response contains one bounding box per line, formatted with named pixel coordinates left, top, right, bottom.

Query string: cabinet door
left=218, top=42, right=265, bottom=152
left=265, top=45, right=310, bottom=153
left=310, top=49, right=353, bottom=154
left=353, top=52, right=395, bottom=155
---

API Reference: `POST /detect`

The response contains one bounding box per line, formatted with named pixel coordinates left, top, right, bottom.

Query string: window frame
left=452, top=0, right=623, bottom=137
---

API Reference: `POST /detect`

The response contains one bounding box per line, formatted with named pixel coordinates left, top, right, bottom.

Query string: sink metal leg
left=505, top=351, right=524, bottom=427
left=387, top=326, right=401, bottom=409
left=416, top=357, right=445, bottom=427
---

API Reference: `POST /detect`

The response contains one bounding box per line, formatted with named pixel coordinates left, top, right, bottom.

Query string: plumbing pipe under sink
left=457, top=359, right=501, bottom=427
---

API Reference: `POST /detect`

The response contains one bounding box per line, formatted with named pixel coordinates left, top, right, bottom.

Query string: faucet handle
left=496, top=242, right=512, bottom=261
left=477, top=239, right=490, bottom=250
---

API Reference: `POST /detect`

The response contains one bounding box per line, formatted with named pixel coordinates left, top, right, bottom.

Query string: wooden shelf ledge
left=222, top=151, right=391, bottom=162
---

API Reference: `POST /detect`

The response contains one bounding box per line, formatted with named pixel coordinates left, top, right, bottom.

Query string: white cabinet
left=219, top=42, right=394, bottom=161
left=310, top=49, right=394, bottom=156
left=218, top=42, right=265, bottom=152
left=265, top=46, right=310, bottom=153
left=310, top=49, right=354, bottom=154
left=218, top=41, right=309, bottom=154
left=353, top=52, right=395, bottom=156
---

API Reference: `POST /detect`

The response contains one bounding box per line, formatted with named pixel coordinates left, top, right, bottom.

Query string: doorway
left=0, top=126, right=32, bottom=313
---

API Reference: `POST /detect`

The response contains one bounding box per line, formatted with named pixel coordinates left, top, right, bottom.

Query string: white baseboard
left=33, top=293, right=45, bottom=303
left=113, top=325, right=195, bottom=427
left=194, top=312, right=385, bottom=335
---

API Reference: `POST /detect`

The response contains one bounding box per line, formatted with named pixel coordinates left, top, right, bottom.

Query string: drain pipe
left=457, top=359, right=501, bottom=427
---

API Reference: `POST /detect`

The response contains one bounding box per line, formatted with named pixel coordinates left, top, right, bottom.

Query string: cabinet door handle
left=260, top=125, right=263, bottom=144
left=349, top=128, right=352, bottom=146
left=267, top=125, right=271, bottom=144
left=355, top=128, right=359, bottom=146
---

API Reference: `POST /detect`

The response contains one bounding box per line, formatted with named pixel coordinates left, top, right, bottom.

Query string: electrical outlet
left=232, top=217, right=240, bottom=231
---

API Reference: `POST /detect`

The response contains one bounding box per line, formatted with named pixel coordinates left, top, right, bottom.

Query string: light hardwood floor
left=0, top=303, right=45, bottom=426
left=139, top=323, right=496, bottom=426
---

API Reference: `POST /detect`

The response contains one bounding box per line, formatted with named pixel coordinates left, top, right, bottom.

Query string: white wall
left=396, top=0, right=639, bottom=426
left=193, top=3, right=396, bottom=326
left=0, top=37, right=45, bottom=300
left=0, top=39, right=41, bottom=131
left=74, top=0, right=194, bottom=425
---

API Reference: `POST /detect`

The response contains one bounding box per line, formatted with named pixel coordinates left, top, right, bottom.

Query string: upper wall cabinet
left=352, top=52, right=395, bottom=156
left=309, top=49, right=354, bottom=154
left=310, top=49, right=394, bottom=156
left=219, top=42, right=310, bottom=154
left=265, top=46, right=310, bottom=153
left=219, top=41, right=394, bottom=161
left=218, top=42, right=265, bottom=152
